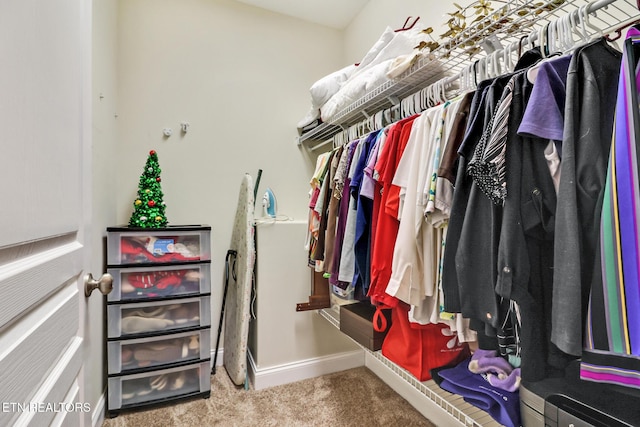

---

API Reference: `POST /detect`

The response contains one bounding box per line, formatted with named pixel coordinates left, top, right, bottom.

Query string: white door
left=0, top=1, right=94, bottom=426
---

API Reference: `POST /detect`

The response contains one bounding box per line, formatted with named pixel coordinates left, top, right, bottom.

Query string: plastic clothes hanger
left=569, top=9, right=586, bottom=45
left=477, top=56, right=487, bottom=81
left=539, top=23, right=549, bottom=58
left=582, top=5, right=602, bottom=38
left=434, top=80, right=443, bottom=104
left=562, top=14, right=576, bottom=50
left=502, top=43, right=513, bottom=73
left=413, top=92, right=422, bottom=113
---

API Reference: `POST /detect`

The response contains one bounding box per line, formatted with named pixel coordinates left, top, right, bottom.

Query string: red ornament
left=156, top=177, right=161, bottom=182
left=150, top=150, right=156, bottom=155
left=148, top=200, right=156, bottom=207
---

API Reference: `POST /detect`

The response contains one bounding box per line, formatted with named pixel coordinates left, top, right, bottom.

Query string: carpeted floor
left=102, top=366, right=435, bottom=426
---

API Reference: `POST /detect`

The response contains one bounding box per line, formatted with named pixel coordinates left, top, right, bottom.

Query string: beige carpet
left=102, top=367, right=435, bottom=426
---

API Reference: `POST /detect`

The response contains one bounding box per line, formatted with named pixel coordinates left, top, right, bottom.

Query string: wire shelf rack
left=298, top=0, right=640, bottom=149
left=318, top=307, right=502, bottom=427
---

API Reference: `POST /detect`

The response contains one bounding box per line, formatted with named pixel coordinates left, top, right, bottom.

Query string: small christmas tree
left=128, top=150, right=169, bottom=228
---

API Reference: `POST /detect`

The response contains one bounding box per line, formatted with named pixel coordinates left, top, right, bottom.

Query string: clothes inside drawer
left=108, top=329, right=211, bottom=375
left=108, top=361, right=210, bottom=411
left=107, top=226, right=211, bottom=266
left=108, top=263, right=211, bottom=302
left=107, top=297, right=211, bottom=339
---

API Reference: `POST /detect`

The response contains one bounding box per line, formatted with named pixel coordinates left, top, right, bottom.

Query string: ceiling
left=233, top=0, right=371, bottom=29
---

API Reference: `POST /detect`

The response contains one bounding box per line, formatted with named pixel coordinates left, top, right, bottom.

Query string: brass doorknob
left=84, top=273, right=113, bottom=297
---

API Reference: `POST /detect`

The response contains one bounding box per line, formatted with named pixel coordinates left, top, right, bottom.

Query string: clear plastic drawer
left=108, top=263, right=211, bottom=302
left=107, top=297, right=211, bottom=339
left=107, top=329, right=211, bottom=375
left=107, top=226, right=211, bottom=266
left=108, top=361, right=210, bottom=410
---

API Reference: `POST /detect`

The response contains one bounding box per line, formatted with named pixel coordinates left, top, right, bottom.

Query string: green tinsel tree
left=128, top=150, right=169, bottom=228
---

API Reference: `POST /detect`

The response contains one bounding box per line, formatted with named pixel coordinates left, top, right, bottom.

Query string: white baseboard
left=247, top=349, right=365, bottom=390
left=211, top=347, right=224, bottom=367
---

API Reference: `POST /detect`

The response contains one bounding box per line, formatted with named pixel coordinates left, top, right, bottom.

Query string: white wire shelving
left=297, top=0, right=640, bottom=151
left=306, top=3, right=640, bottom=422
left=318, top=306, right=502, bottom=427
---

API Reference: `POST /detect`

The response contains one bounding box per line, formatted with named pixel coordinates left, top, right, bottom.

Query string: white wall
left=249, top=221, right=361, bottom=389
left=96, top=0, right=462, bottom=405
left=116, top=0, right=345, bottom=346
left=344, top=0, right=457, bottom=64
left=91, top=0, right=119, bottom=422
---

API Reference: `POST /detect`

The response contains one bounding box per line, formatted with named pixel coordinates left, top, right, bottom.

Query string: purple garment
left=517, top=55, right=572, bottom=157
left=437, top=358, right=521, bottom=427
left=360, top=133, right=383, bottom=200
left=330, top=140, right=359, bottom=288
left=350, top=132, right=378, bottom=201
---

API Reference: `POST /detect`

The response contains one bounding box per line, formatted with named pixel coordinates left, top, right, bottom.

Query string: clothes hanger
left=434, top=81, right=442, bottom=104
left=539, top=23, right=549, bottom=58
left=582, top=4, right=602, bottom=38
left=413, top=91, right=422, bottom=113
left=557, top=14, right=571, bottom=52
left=440, top=79, right=449, bottom=102
left=395, top=16, right=420, bottom=32
left=419, top=87, right=427, bottom=111
left=490, top=50, right=503, bottom=78
left=458, top=66, right=468, bottom=94
left=605, top=18, right=640, bottom=42
left=434, top=80, right=443, bottom=104
left=477, top=56, right=487, bottom=81
left=502, top=43, right=513, bottom=73
left=569, top=8, right=586, bottom=45
left=399, top=97, right=406, bottom=119
left=555, top=15, right=566, bottom=51
left=472, top=60, right=480, bottom=86
left=548, top=19, right=562, bottom=55
left=468, top=62, right=477, bottom=90
left=424, top=84, right=432, bottom=108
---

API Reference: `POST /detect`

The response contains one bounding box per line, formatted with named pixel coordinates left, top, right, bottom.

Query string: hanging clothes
left=307, top=150, right=333, bottom=269
left=581, top=27, right=640, bottom=390
left=386, top=106, right=444, bottom=308
left=337, top=135, right=374, bottom=287
left=551, top=38, right=622, bottom=357
left=368, top=115, right=419, bottom=307
left=353, top=131, right=385, bottom=297
left=321, top=145, right=344, bottom=277
left=329, top=139, right=359, bottom=297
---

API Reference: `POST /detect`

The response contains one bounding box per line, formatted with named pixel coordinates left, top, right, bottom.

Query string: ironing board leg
left=212, top=249, right=237, bottom=375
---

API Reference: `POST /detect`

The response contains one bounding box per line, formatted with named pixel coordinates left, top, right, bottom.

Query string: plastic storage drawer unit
left=107, top=225, right=211, bottom=266
left=107, top=296, right=211, bottom=339
left=108, top=329, right=211, bottom=375
left=108, top=361, right=211, bottom=411
left=107, top=263, right=211, bottom=302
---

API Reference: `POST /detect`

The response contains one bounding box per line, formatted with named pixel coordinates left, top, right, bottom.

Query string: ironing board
left=222, top=173, right=256, bottom=386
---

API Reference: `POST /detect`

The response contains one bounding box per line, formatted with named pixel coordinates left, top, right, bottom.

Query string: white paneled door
left=0, top=1, right=94, bottom=426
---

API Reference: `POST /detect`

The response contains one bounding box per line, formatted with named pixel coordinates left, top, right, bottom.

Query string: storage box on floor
left=105, top=225, right=212, bottom=417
